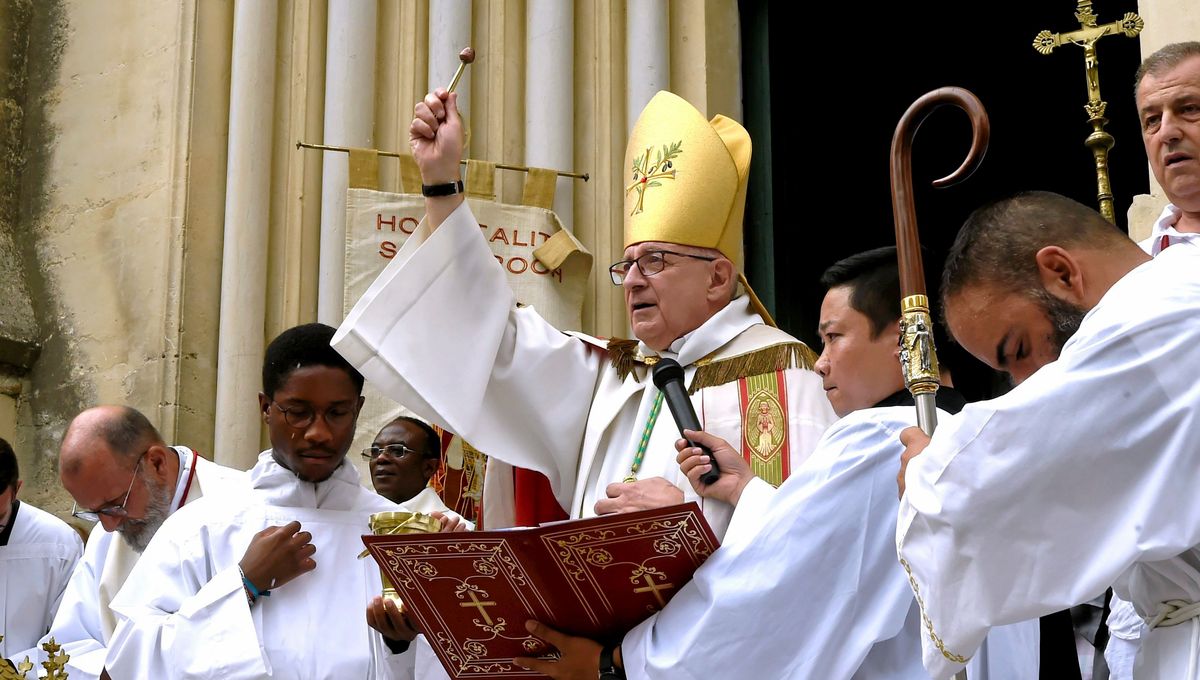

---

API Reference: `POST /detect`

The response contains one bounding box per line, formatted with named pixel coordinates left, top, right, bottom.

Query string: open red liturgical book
left=362, top=502, right=720, bottom=679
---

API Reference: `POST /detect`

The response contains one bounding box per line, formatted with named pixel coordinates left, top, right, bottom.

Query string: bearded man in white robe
left=895, top=191, right=1200, bottom=679
left=513, top=247, right=1039, bottom=680
left=105, top=323, right=464, bottom=680
left=0, top=436, right=82, bottom=666
left=333, top=88, right=835, bottom=543
left=39, top=405, right=244, bottom=680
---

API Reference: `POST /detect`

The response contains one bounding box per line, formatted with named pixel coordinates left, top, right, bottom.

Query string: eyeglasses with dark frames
left=271, top=401, right=356, bottom=430
left=608, top=249, right=717, bottom=285
left=71, top=453, right=146, bottom=523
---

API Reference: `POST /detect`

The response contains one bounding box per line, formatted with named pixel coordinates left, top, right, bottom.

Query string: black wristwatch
left=599, top=645, right=626, bottom=680
left=421, top=180, right=464, bottom=197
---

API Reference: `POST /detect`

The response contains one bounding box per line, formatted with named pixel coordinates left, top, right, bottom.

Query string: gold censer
left=368, top=511, right=440, bottom=602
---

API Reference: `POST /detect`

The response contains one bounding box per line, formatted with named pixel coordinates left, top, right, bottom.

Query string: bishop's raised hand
left=409, top=88, right=464, bottom=186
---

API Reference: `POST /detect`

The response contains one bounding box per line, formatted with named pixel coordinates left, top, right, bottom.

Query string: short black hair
left=1135, top=42, right=1200, bottom=96
left=262, top=323, right=365, bottom=397
left=384, top=416, right=442, bottom=459
left=942, top=191, right=1129, bottom=302
left=820, top=246, right=963, bottom=375
left=0, top=437, right=17, bottom=492
left=820, top=246, right=904, bottom=339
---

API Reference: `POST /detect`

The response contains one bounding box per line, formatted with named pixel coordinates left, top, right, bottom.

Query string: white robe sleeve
left=333, top=201, right=602, bottom=508
left=723, top=477, right=775, bottom=542
left=371, top=631, right=415, bottom=680
left=42, top=531, right=109, bottom=680
left=106, top=537, right=268, bottom=679
left=1104, top=595, right=1144, bottom=680
left=621, top=412, right=922, bottom=679
left=897, top=254, right=1200, bottom=679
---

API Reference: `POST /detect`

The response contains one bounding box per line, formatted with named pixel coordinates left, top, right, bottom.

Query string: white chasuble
left=899, top=245, right=1200, bottom=679
left=0, top=501, right=82, bottom=663
left=106, top=452, right=451, bottom=680
left=332, top=202, right=835, bottom=537
left=42, top=447, right=245, bottom=680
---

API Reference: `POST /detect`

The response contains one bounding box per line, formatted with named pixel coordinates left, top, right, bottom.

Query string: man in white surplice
left=1133, top=42, right=1200, bottom=259
left=1106, top=41, right=1200, bottom=679
left=0, top=436, right=82, bottom=665
left=513, top=247, right=1038, bottom=680
left=38, top=405, right=244, bottom=680
left=333, top=88, right=834, bottom=542
left=895, top=191, right=1200, bottom=679
left=105, top=323, right=463, bottom=680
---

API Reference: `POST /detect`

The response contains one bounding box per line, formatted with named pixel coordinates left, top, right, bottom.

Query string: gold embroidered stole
left=606, top=335, right=818, bottom=487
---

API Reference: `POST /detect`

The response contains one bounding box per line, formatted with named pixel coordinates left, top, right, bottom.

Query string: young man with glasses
left=335, top=89, right=835, bottom=541
left=105, top=323, right=464, bottom=680
left=366, top=416, right=442, bottom=506
left=46, top=404, right=243, bottom=680
left=0, top=436, right=82, bottom=666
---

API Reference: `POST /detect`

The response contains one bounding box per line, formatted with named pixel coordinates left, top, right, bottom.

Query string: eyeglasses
left=608, top=250, right=717, bottom=285
left=271, top=401, right=356, bottom=430
left=71, top=454, right=145, bottom=523
left=361, top=443, right=420, bottom=460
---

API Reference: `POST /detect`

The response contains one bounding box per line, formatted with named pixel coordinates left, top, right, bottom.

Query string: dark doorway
left=741, top=0, right=1148, bottom=400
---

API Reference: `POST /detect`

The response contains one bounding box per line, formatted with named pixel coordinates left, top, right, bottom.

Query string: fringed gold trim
left=607, top=338, right=643, bottom=382
left=688, top=342, right=818, bottom=394
left=607, top=338, right=818, bottom=390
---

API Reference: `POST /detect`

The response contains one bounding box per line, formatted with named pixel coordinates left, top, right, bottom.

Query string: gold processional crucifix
left=0, top=635, right=69, bottom=680
left=1032, top=0, right=1144, bottom=223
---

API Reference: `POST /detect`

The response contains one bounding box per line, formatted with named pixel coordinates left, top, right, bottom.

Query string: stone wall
left=0, top=0, right=46, bottom=498
left=3, top=0, right=200, bottom=514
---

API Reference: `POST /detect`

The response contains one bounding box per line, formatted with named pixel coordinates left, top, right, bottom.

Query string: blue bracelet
left=239, top=568, right=271, bottom=601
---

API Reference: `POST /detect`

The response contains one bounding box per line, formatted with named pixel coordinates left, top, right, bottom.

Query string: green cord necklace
left=624, top=391, right=665, bottom=483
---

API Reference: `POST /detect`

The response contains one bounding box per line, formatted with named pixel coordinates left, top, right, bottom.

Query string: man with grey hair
left=1135, top=41, right=1200, bottom=255
left=1098, top=41, right=1200, bottom=678
left=45, top=405, right=244, bottom=680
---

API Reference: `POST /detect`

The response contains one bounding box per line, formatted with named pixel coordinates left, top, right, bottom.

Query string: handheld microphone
left=651, top=358, right=721, bottom=486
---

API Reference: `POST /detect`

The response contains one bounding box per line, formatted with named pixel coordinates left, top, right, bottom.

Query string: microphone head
left=651, top=358, right=685, bottom=389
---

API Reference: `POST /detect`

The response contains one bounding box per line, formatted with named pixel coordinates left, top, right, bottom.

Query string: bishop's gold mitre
left=623, top=90, right=774, bottom=325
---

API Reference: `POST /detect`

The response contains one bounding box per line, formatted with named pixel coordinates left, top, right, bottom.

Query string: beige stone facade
left=0, top=0, right=744, bottom=513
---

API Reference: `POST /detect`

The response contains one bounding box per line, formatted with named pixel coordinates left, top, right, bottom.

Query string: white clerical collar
left=638, top=295, right=763, bottom=367
left=1145, top=204, right=1200, bottom=255
left=168, top=446, right=197, bottom=513
left=249, top=449, right=364, bottom=511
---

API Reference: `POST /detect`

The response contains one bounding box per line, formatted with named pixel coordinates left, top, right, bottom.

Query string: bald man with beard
left=895, top=191, right=1200, bottom=679
left=42, top=406, right=244, bottom=680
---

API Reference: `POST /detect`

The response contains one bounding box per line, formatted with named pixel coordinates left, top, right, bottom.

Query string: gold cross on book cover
left=361, top=502, right=719, bottom=679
